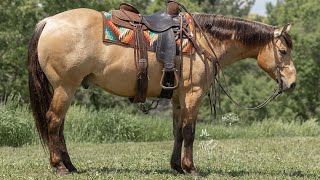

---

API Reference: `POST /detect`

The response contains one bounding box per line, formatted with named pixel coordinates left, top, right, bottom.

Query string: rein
left=217, top=79, right=282, bottom=110
left=207, top=31, right=288, bottom=113
left=177, top=2, right=287, bottom=115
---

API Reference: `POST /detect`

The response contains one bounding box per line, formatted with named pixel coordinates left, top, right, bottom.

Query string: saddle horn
left=167, top=0, right=180, bottom=16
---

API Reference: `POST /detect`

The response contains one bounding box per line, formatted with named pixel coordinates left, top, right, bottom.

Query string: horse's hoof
left=56, top=169, right=70, bottom=176
left=68, top=167, right=78, bottom=173
left=171, top=164, right=184, bottom=174
left=181, top=165, right=199, bottom=176
left=190, top=170, right=200, bottom=176
left=65, top=164, right=78, bottom=173
left=52, top=165, right=71, bottom=176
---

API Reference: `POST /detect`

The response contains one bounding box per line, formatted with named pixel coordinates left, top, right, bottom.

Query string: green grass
left=1, top=137, right=320, bottom=179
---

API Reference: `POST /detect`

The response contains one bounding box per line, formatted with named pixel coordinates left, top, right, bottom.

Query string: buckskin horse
left=28, top=2, right=296, bottom=176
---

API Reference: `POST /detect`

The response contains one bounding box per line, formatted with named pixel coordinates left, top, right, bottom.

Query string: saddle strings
left=179, top=13, right=184, bottom=82
left=176, top=1, right=221, bottom=118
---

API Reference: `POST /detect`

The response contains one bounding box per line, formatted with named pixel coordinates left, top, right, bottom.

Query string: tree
left=146, top=0, right=255, bottom=16
left=0, top=0, right=43, bottom=99
left=266, top=0, right=320, bottom=120
left=0, top=0, right=118, bottom=101
left=197, top=0, right=255, bottom=16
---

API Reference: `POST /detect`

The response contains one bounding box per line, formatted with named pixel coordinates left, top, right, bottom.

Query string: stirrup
left=160, top=68, right=179, bottom=90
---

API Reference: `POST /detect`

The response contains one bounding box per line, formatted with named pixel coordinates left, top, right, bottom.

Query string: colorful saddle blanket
left=102, top=12, right=193, bottom=54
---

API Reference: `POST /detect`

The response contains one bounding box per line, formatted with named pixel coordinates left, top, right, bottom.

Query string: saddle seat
left=142, top=9, right=180, bottom=32
left=113, top=2, right=181, bottom=32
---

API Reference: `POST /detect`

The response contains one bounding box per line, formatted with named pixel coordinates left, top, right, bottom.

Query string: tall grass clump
left=197, top=118, right=320, bottom=140
left=0, top=94, right=319, bottom=147
left=0, top=94, right=36, bottom=147
left=64, top=105, right=172, bottom=143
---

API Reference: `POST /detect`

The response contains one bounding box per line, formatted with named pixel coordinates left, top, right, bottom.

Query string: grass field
left=1, top=137, right=320, bottom=179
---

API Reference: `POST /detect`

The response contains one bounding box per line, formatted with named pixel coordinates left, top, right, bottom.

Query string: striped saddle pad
left=102, top=12, right=193, bottom=54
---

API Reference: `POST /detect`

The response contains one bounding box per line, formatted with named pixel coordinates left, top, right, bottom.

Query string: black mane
left=192, top=13, right=293, bottom=49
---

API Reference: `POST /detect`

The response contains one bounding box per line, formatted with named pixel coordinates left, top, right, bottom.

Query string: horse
left=28, top=8, right=296, bottom=176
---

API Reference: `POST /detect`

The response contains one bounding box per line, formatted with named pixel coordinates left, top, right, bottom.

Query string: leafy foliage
left=197, top=0, right=255, bottom=16
left=0, top=94, right=35, bottom=147
left=0, top=0, right=42, bottom=99
left=266, top=0, right=320, bottom=120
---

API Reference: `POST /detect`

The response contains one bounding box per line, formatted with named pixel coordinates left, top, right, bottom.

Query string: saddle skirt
left=102, top=12, right=194, bottom=54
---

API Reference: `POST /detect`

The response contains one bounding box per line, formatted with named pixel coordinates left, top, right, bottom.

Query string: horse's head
left=257, top=24, right=296, bottom=92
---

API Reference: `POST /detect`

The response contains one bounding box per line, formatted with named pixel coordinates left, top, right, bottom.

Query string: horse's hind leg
left=59, top=118, right=77, bottom=172
left=46, top=85, right=76, bottom=175
left=170, top=93, right=184, bottom=174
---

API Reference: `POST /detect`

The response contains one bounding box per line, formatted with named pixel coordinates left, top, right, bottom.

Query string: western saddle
left=109, top=1, right=190, bottom=103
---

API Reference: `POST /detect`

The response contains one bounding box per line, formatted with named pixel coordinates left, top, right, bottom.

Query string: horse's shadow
left=78, top=166, right=179, bottom=176
left=77, top=166, right=239, bottom=177
left=78, top=166, right=216, bottom=177
left=77, top=166, right=319, bottom=178
left=201, top=169, right=319, bottom=179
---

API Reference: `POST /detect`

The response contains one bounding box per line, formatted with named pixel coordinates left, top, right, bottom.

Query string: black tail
left=28, top=20, right=51, bottom=148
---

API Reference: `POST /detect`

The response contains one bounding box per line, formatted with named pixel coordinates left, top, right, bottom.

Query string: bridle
left=273, top=24, right=292, bottom=92
left=186, top=11, right=290, bottom=112
left=211, top=25, right=292, bottom=111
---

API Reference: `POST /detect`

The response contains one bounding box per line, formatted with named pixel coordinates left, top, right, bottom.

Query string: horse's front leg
left=170, top=92, right=184, bottom=173
left=180, top=89, right=203, bottom=175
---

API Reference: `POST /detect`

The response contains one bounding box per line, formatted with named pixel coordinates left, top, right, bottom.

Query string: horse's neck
left=211, top=38, right=261, bottom=66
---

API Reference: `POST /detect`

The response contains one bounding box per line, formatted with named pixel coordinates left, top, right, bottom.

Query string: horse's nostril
left=290, top=83, right=296, bottom=89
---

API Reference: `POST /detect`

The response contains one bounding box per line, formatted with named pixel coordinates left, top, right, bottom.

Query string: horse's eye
left=279, top=49, right=287, bottom=55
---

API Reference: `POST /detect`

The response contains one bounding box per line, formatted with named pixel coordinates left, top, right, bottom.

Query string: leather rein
left=214, top=26, right=291, bottom=111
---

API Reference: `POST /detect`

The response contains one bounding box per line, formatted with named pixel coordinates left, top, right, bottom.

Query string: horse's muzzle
left=282, top=82, right=296, bottom=92
left=288, top=82, right=296, bottom=91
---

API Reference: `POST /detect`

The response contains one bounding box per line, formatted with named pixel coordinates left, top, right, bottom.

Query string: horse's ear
left=274, top=23, right=293, bottom=37
left=284, top=23, right=293, bottom=32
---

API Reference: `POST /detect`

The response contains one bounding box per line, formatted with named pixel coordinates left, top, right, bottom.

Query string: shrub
left=0, top=95, right=319, bottom=147
left=0, top=94, right=35, bottom=147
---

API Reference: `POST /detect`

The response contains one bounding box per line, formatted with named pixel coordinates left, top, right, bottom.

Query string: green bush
left=0, top=96, right=319, bottom=147
left=64, top=105, right=172, bottom=143
left=0, top=94, right=35, bottom=147
left=0, top=95, right=173, bottom=146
